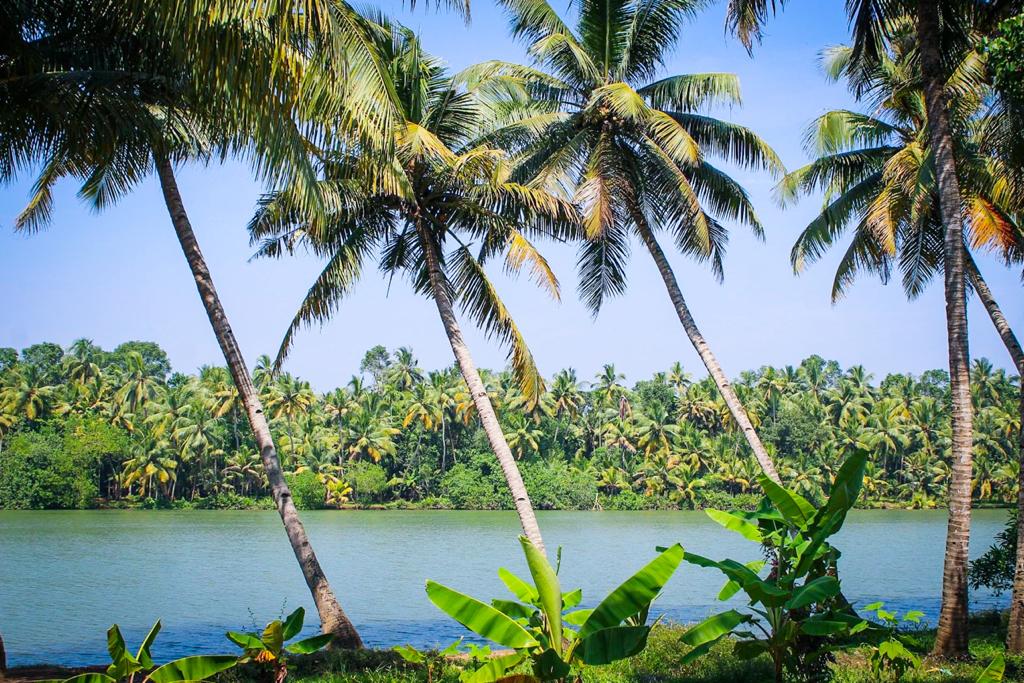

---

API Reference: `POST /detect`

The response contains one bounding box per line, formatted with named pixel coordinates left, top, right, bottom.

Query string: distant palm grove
left=1, top=339, right=1018, bottom=512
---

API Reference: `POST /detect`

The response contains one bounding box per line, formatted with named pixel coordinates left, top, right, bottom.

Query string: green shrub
left=285, top=471, right=326, bottom=510
left=521, top=461, right=597, bottom=509
left=601, top=490, right=669, bottom=510
left=694, top=489, right=761, bottom=511
left=347, top=461, right=388, bottom=504
left=0, top=430, right=97, bottom=508
left=440, top=459, right=504, bottom=509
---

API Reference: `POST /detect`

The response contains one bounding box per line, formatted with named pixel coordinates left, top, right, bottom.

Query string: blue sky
left=1, top=1, right=1021, bottom=391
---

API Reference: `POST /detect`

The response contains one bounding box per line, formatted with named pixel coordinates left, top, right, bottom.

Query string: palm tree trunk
left=414, top=220, right=546, bottom=553
left=918, top=0, right=974, bottom=658
left=633, top=217, right=780, bottom=484
left=966, top=256, right=1024, bottom=652
left=154, top=155, right=362, bottom=648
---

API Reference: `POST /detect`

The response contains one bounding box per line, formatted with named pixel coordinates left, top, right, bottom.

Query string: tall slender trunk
left=633, top=217, right=780, bottom=484
left=154, top=155, right=362, bottom=648
left=918, top=0, right=973, bottom=658
left=414, top=220, right=546, bottom=553
left=967, top=256, right=1024, bottom=652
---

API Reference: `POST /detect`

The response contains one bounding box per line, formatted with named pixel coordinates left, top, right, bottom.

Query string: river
left=0, top=509, right=1010, bottom=666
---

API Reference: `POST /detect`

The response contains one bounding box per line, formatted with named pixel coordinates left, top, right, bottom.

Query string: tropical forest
left=2, top=0, right=1024, bottom=682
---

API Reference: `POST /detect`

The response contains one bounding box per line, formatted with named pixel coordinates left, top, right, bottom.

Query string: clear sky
left=1, top=1, right=1021, bottom=391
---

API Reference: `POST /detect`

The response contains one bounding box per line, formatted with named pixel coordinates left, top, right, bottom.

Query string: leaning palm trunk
left=918, top=0, right=974, bottom=658
left=154, top=155, right=363, bottom=648
left=967, top=255, right=1024, bottom=651
left=415, top=220, right=546, bottom=553
left=634, top=218, right=781, bottom=484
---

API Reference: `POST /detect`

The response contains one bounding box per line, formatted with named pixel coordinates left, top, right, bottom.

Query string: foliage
left=680, top=451, right=874, bottom=682
left=284, top=472, right=327, bottom=510
left=0, top=431, right=97, bottom=509
left=860, top=602, right=924, bottom=681
left=971, top=510, right=1018, bottom=595
left=1, top=339, right=1020, bottom=511
left=987, top=14, right=1024, bottom=107
left=226, top=608, right=332, bottom=683
left=50, top=621, right=236, bottom=683
left=416, top=537, right=684, bottom=682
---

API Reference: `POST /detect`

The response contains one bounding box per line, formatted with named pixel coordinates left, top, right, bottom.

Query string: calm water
left=0, top=509, right=1010, bottom=666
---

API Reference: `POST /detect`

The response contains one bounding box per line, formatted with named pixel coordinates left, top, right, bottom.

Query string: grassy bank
left=214, top=617, right=1017, bottom=683
left=7, top=617, right=1018, bottom=683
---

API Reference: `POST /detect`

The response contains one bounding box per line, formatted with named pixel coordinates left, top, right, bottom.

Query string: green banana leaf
left=491, top=599, right=535, bottom=621
left=146, top=655, right=238, bottom=683
left=680, top=610, right=749, bottom=649
left=757, top=475, right=815, bottom=527
left=533, top=649, right=570, bottom=680
left=795, top=451, right=867, bottom=577
left=684, top=554, right=789, bottom=607
left=285, top=633, right=333, bottom=655
left=226, top=631, right=265, bottom=651
left=578, top=544, right=683, bottom=639
left=106, top=626, right=138, bottom=680
left=426, top=580, right=539, bottom=649
left=576, top=626, right=649, bottom=665
left=562, top=588, right=582, bottom=609
left=282, top=608, right=305, bottom=641
left=261, top=620, right=284, bottom=655
left=717, top=561, right=765, bottom=601
left=564, top=609, right=593, bottom=626
left=519, top=536, right=562, bottom=654
left=460, top=652, right=525, bottom=683
left=498, top=568, right=538, bottom=604
left=136, top=622, right=162, bottom=669
left=55, top=674, right=117, bottom=683
left=392, top=644, right=425, bottom=664
left=705, top=509, right=763, bottom=543
left=976, top=654, right=1005, bottom=683
left=786, top=576, right=840, bottom=610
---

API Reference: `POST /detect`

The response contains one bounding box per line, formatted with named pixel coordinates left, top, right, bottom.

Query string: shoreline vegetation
left=1, top=340, right=1019, bottom=514
left=3, top=618, right=1018, bottom=682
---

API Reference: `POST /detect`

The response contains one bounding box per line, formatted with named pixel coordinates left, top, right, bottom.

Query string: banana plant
left=679, top=451, right=871, bottom=683
left=48, top=621, right=236, bottom=683
left=226, top=608, right=332, bottom=683
left=422, top=537, right=684, bottom=682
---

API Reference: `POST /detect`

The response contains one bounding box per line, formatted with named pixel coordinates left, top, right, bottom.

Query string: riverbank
left=20, top=493, right=1015, bottom=512
left=5, top=619, right=1018, bottom=683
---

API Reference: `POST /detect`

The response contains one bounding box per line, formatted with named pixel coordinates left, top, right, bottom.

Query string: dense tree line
left=1, top=339, right=1018, bottom=512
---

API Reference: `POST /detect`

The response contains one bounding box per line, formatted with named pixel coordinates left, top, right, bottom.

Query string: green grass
left=218, top=615, right=1022, bottom=683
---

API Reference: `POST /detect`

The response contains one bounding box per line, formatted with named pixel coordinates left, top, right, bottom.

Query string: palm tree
left=478, top=0, right=784, bottom=482
left=723, top=0, right=1014, bottom=658
left=0, top=365, right=56, bottom=423
left=0, top=0, right=396, bottom=645
left=249, top=22, right=577, bottom=553
left=779, top=28, right=1024, bottom=654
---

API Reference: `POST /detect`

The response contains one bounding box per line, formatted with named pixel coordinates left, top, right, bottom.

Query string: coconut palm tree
left=0, top=0, right=400, bottom=646
left=475, top=0, right=784, bottom=482
left=779, top=28, right=1024, bottom=653
left=249, top=21, right=578, bottom=553
left=723, top=0, right=1018, bottom=657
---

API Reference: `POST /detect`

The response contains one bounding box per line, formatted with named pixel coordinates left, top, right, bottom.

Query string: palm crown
left=467, top=0, right=784, bottom=310
left=249, top=20, right=578, bottom=406
left=781, top=31, right=1024, bottom=300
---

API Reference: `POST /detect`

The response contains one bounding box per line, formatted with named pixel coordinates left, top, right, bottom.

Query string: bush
left=440, top=454, right=506, bottom=509
left=694, top=489, right=761, bottom=511
left=521, top=461, right=597, bottom=509
left=285, top=471, right=326, bottom=510
left=0, top=430, right=97, bottom=508
left=191, top=493, right=273, bottom=510
left=347, top=461, right=388, bottom=504
left=600, top=490, right=668, bottom=511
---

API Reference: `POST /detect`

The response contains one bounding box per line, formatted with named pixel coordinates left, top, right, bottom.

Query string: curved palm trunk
left=968, top=256, right=1024, bottom=652
left=634, top=218, right=780, bottom=484
left=414, top=220, right=546, bottom=553
left=154, top=156, right=362, bottom=648
left=918, top=0, right=974, bottom=658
